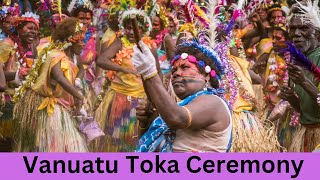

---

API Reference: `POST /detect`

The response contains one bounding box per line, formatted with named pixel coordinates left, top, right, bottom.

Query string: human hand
left=279, top=86, right=295, bottom=102
left=136, top=98, right=150, bottom=125
left=75, top=78, right=83, bottom=90
left=252, top=60, right=267, bottom=74
left=13, top=70, right=21, bottom=86
left=74, top=96, right=84, bottom=116
left=250, top=13, right=261, bottom=23
left=18, top=67, right=30, bottom=79
left=123, top=68, right=140, bottom=76
left=287, top=62, right=307, bottom=85
left=132, top=41, right=157, bottom=80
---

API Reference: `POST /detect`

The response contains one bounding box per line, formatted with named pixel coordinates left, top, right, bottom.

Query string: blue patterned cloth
left=136, top=88, right=231, bottom=152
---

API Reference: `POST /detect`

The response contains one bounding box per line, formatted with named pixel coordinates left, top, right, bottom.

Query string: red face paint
left=172, top=59, right=206, bottom=80
left=171, top=59, right=207, bottom=99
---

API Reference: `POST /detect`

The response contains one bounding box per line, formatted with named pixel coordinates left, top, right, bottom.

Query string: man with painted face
left=279, top=3, right=320, bottom=152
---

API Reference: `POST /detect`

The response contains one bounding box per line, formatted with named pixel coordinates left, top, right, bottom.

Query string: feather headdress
left=37, top=0, right=67, bottom=26
left=14, top=12, right=40, bottom=28
left=281, top=42, right=320, bottom=80
left=119, top=8, right=153, bottom=32
left=102, top=0, right=155, bottom=33
left=174, top=0, right=225, bottom=79
left=295, top=0, right=320, bottom=30
left=67, top=0, right=94, bottom=13
left=0, top=3, right=19, bottom=19
left=245, top=0, right=271, bottom=17
left=225, top=0, right=247, bottom=34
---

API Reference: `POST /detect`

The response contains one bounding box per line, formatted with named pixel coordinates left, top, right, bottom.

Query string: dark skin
left=50, top=41, right=85, bottom=113
left=2, top=22, right=39, bottom=86
left=279, top=62, right=319, bottom=110
left=229, top=46, right=261, bottom=84
left=252, top=29, right=288, bottom=75
left=241, top=13, right=265, bottom=40
left=18, top=22, right=39, bottom=46
left=279, top=85, right=301, bottom=112
left=77, top=12, right=92, bottom=28
left=150, top=16, right=175, bottom=60
left=269, top=10, right=285, bottom=24
left=280, top=16, right=320, bottom=109
left=23, top=0, right=31, bottom=13
left=1, top=15, right=14, bottom=36
left=252, top=53, right=269, bottom=74
left=137, top=58, right=230, bottom=133
left=242, top=10, right=268, bottom=46
left=0, top=62, right=7, bottom=91
left=97, top=23, right=163, bottom=115
left=163, top=34, right=175, bottom=61
left=150, top=16, right=162, bottom=38
left=97, top=24, right=162, bottom=77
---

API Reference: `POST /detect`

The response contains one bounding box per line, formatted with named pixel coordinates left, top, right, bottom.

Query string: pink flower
left=210, top=70, right=216, bottom=77
left=188, top=55, right=198, bottom=63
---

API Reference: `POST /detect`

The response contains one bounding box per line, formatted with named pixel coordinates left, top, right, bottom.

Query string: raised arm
left=164, top=34, right=175, bottom=60
left=96, top=38, right=137, bottom=75
left=133, top=42, right=230, bottom=130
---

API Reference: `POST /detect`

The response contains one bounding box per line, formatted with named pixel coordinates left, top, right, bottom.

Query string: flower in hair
left=181, top=53, right=188, bottom=59
left=205, top=65, right=211, bottom=73
left=188, top=55, right=197, bottom=63
left=198, top=61, right=205, bottom=67
left=22, top=12, right=40, bottom=23
left=210, top=70, right=216, bottom=77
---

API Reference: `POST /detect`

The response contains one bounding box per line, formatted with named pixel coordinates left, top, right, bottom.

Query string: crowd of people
left=0, top=0, right=319, bottom=153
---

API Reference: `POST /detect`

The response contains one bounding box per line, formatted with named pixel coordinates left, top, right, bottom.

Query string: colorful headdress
left=119, top=8, right=152, bottom=32
left=157, top=5, right=169, bottom=28
left=288, top=0, right=320, bottom=31
left=67, top=0, right=94, bottom=14
left=268, top=0, right=286, bottom=13
left=13, top=21, right=86, bottom=103
left=37, top=0, right=67, bottom=27
left=273, top=14, right=287, bottom=32
left=118, top=0, right=160, bottom=33
left=14, top=12, right=40, bottom=28
left=172, top=41, right=225, bottom=81
left=172, top=0, right=226, bottom=81
left=145, top=1, right=169, bottom=29
left=66, top=21, right=87, bottom=44
left=0, top=3, right=19, bottom=20
left=245, top=0, right=271, bottom=17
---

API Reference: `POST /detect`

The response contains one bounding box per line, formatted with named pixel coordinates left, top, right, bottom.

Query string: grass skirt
left=252, top=85, right=268, bottom=122
left=289, top=125, right=320, bottom=152
left=230, top=110, right=281, bottom=152
left=0, top=92, right=14, bottom=139
left=13, top=90, right=88, bottom=152
left=91, top=89, right=140, bottom=152
left=273, top=111, right=297, bottom=151
left=82, top=79, right=97, bottom=114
